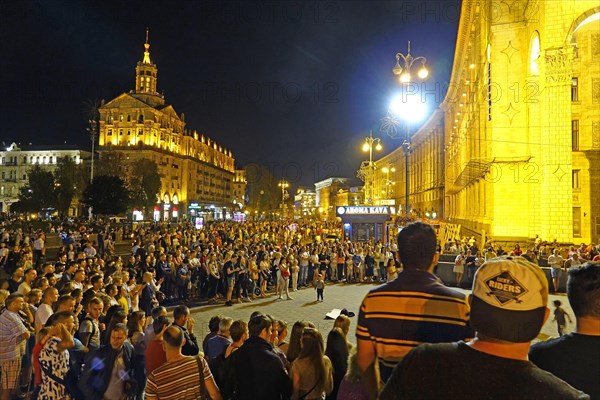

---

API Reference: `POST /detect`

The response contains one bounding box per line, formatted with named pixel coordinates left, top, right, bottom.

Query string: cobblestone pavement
left=189, top=281, right=572, bottom=345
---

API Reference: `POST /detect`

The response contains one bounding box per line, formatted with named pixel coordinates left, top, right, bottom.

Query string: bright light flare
left=389, top=94, right=428, bottom=123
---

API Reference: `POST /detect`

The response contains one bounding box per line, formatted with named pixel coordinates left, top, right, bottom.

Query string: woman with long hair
left=127, top=311, right=147, bottom=400
left=278, top=257, right=293, bottom=300
left=290, top=327, right=333, bottom=400
left=286, top=320, right=316, bottom=363
left=102, top=307, right=127, bottom=345
left=259, top=254, right=271, bottom=297
left=336, top=347, right=369, bottom=400
left=325, top=328, right=349, bottom=400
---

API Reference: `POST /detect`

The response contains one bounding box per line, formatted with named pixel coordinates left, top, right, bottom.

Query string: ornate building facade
left=373, top=0, right=599, bottom=244
left=373, top=109, right=445, bottom=217
left=98, top=36, right=235, bottom=220
left=442, top=0, right=599, bottom=244
left=0, top=143, right=90, bottom=214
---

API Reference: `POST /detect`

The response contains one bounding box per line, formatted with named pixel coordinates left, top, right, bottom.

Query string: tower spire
left=142, top=28, right=151, bottom=64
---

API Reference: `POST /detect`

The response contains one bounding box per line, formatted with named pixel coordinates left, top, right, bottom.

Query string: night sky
left=0, top=0, right=460, bottom=187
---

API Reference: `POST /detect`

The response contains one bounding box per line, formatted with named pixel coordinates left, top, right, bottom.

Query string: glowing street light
left=278, top=180, right=289, bottom=218
left=391, top=41, right=430, bottom=217
left=393, top=41, right=429, bottom=84
left=359, top=131, right=382, bottom=204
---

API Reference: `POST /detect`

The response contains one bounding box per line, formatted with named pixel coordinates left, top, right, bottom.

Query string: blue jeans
left=299, top=265, right=309, bottom=286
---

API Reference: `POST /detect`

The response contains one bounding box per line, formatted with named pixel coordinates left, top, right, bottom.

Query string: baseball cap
left=471, top=256, right=548, bottom=342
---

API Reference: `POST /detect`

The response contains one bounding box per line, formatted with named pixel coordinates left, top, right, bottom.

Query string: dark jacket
left=79, top=341, right=135, bottom=400
left=139, top=283, right=156, bottom=316
left=233, top=336, right=291, bottom=400
left=176, top=323, right=200, bottom=356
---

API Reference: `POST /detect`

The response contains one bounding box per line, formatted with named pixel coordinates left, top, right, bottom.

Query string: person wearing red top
left=32, top=327, right=50, bottom=387
left=145, top=316, right=169, bottom=375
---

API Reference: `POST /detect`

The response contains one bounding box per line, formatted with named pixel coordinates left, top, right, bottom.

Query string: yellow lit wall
left=442, top=0, right=599, bottom=244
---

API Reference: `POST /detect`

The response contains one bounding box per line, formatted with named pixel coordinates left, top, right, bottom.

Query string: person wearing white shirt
left=35, top=287, right=58, bottom=332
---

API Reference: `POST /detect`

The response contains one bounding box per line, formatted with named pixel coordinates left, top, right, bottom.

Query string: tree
left=95, top=151, right=128, bottom=177
left=16, top=165, right=56, bottom=212
left=245, top=163, right=280, bottom=212
left=82, top=175, right=130, bottom=216
left=54, top=156, right=86, bottom=216
left=129, top=159, right=161, bottom=215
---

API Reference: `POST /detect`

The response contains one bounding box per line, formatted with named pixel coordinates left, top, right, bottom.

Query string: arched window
left=530, top=32, right=540, bottom=75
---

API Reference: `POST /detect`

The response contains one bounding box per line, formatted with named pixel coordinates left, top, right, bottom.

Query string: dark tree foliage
left=129, top=158, right=161, bottom=214
left=54, top=156, right=86, bottom=216
left=82, top=175, right=130, bottom=216
left=16, top=165, right=56, bottom=212
left=245, top=163, right=280, bottom=212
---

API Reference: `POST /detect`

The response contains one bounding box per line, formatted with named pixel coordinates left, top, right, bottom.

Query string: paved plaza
left=189, top=280, right=573, bottom=345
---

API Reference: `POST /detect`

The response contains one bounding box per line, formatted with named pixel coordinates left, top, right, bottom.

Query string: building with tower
left=97, top=32, right=236, bottom=221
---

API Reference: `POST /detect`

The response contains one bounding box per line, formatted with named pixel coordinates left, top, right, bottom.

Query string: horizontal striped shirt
left=356, top=270, right=473, bottom=382
left=145, top=355, right=212, bottom=400
left=0, top=309, right=28, bottom=361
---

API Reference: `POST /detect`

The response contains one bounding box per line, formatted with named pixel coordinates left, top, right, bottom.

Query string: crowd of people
left=0, top=218, right=598, bottom=399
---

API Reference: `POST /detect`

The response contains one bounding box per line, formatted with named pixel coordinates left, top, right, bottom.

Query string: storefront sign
left=337, top=206, right=390, bottom=215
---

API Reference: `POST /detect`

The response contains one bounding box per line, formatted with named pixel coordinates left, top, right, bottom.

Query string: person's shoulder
left=527, top=364, right=591, bottom=399
left=366, top=281, right=396, bottom=294
left=412, top=341, right=461, bottom=356
left=429, top=283, right=468, bottom=300
left=531, top=333, right=600, bottom=358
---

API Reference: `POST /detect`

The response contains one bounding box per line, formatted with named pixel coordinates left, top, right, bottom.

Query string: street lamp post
left=360, top=130, right=382, bottom=204
left=392, top=41, right=429, bottom=216
left=278, top=180, right=289, bottom=219
left=87, top=119, right=97, bottom=183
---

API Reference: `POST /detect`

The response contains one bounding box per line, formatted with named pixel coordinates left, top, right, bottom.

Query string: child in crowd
left=315, top=273, right=325, bottom=302
left=552, top=300, right=572, bottom=336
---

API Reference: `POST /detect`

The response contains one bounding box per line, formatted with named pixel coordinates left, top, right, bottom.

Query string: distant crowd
left=0, top=218, right=598, bottom=399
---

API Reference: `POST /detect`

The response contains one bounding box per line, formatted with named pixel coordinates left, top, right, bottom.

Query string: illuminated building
left=294, top=187, right=316, bottom=219
left=232, top=169, right=247, bottom=210
left=443, top=0, right=599, bottom=244
left=97, top=33, right=235, bottom=221
left=374, top=1, right=599, bottom=244
left=0, top=142, right=90, bottom=214
left=373, top=109, right=445, bottom=216
left=314, top=178, right=349, bottom=221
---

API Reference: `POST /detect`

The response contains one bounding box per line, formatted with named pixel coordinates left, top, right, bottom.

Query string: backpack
left=208, top=350, right=239, bottom=400
left=74, top=317, right=97, bottom=349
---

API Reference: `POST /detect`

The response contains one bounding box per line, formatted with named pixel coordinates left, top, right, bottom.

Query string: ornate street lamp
left=278, top=180, right=289, bottom=218
left=391, top=41, right=429, bottom=217
left=358, top=131, right=382, bottom=205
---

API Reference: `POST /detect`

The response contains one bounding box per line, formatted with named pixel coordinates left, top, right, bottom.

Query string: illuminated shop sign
left=337, top=206, right=390, bottom=215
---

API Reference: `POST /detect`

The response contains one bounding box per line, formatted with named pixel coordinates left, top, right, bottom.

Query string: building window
left=573, top=207, right=581, bottom=237
left=572, top=120, right=580, bottom=150
left=108, top=129, right=113, bottom=136
left=572, top=170, right=580, bottom=189
left=571, top=78, right=579, bottom=102
left=22, top=174, right=26, bottom=180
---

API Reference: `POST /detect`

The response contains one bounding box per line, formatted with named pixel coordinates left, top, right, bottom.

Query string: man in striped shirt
left=356, top=222, right=473, bottom=400
left=145, top=325, right=222, bottom=400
